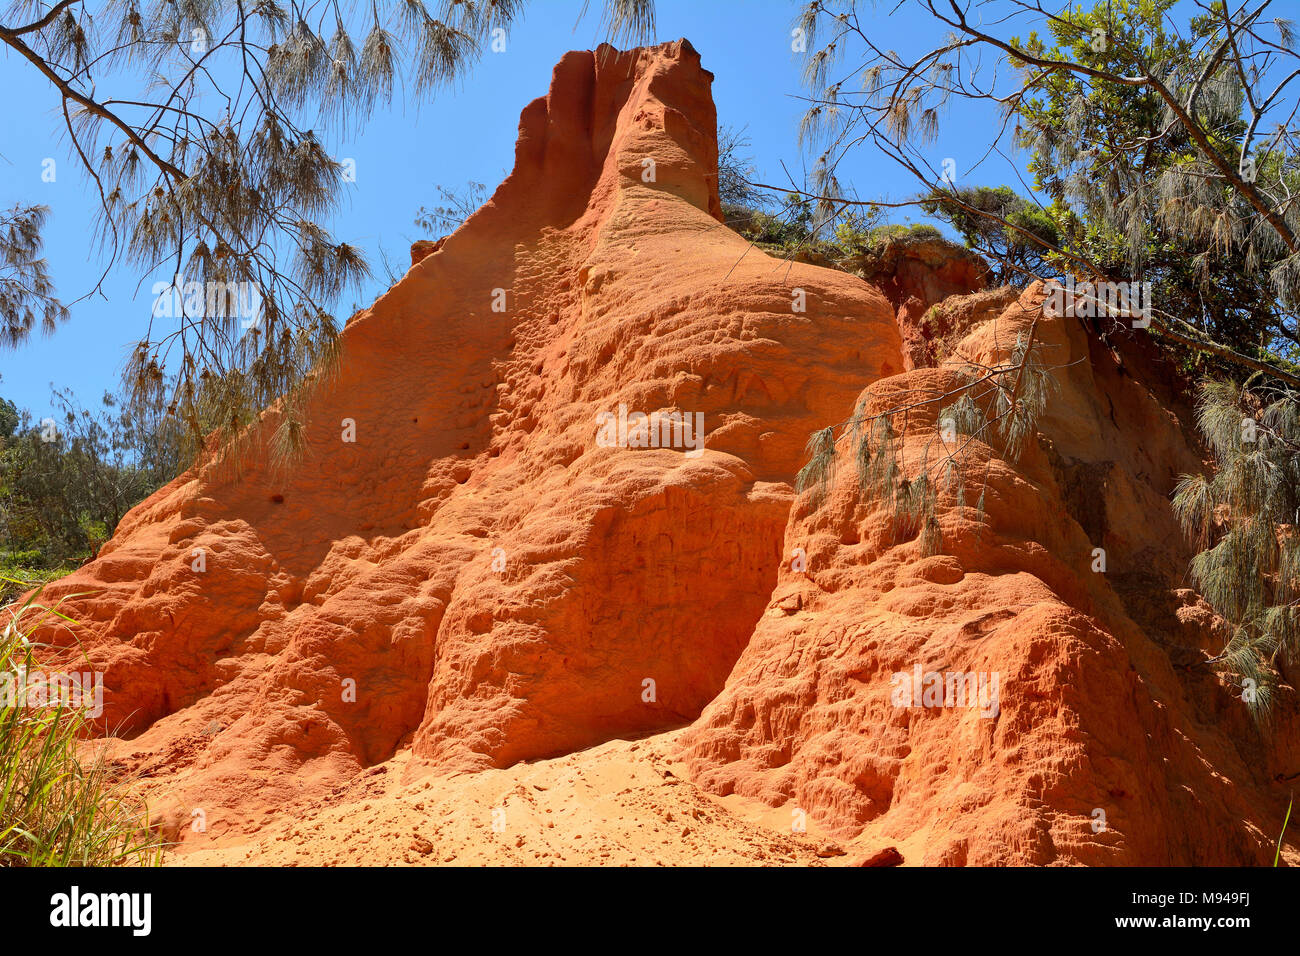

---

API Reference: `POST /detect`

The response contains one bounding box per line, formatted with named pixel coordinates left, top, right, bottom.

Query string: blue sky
left=0, top=0, right=1023, bottom=417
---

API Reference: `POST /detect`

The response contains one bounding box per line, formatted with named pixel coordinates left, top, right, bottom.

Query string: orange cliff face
left=679, top=286, right=1300, bottom=865
left=29, top=40, right=1300, bottom=866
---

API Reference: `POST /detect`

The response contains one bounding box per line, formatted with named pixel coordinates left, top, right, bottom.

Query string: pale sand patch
left=169, top=730, right=861, bottom=867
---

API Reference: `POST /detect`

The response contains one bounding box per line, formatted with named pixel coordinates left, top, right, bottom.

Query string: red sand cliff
left=31, top=40, right=1300, bottom=865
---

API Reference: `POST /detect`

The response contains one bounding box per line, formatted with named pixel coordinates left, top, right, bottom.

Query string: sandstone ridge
left=32, top=40, right=1299, bottom=866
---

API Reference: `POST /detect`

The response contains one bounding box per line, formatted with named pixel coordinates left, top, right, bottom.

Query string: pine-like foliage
left=0, top=205, right=67, bottom=348
left=790, top=0, right=1300, bottom=387
left=0, top=0, right=655, bottom=465
left=1173, top=380, right=1300, bottom=718
left=414, top=181, right=489, bottom=236
left=797, top=325, right=1057, bottom=555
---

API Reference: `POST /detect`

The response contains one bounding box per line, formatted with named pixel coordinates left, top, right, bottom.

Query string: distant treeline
left=0, top=386, right=186, bottom=577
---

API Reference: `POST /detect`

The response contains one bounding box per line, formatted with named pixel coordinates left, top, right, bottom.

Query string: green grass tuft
left=0, top=587, right=162, bottom=866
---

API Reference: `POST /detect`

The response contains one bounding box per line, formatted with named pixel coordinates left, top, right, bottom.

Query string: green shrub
left=864, top=222, right=943, bottom=246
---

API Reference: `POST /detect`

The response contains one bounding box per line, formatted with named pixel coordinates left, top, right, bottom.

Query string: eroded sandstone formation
left=30, top=39, right=1299, bottom=865
left=680, top=286, right=1300, bottom=864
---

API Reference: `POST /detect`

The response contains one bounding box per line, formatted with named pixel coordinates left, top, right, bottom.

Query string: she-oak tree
left=0, top=0, right=655, bottom=461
